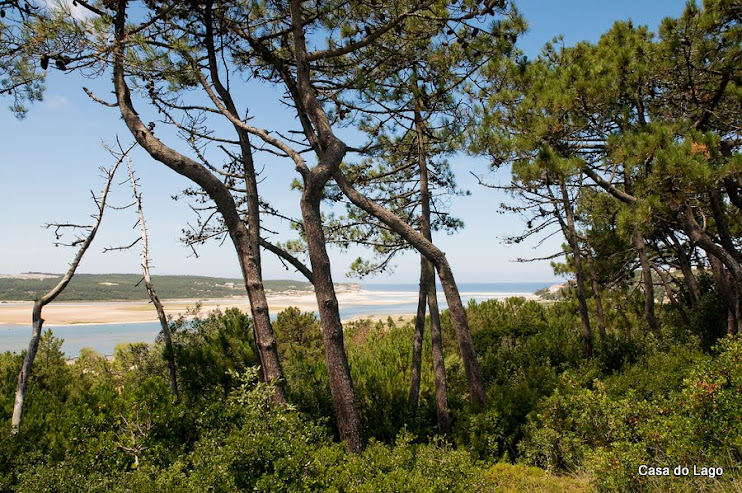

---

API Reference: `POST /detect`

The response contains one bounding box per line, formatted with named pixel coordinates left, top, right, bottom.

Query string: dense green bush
left=172, top=307, right=260, bottom=401
left=520, top=338, right=742, bottom=490
left=273, top=307, right=334, bottom=427
left=3, top=300, right=741, bottom=491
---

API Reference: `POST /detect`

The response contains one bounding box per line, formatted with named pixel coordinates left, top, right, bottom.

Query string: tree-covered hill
left=0, top=274, right=322, bottom=302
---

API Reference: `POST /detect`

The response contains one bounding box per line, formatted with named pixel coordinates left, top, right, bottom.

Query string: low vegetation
left=2, top=292, right=740, bottom=491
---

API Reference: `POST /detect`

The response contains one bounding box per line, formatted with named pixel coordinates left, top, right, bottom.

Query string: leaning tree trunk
left=710, top=256, right=741, bottom=336
left=334, top=170, right=486, bottom=408
left=301, top=177, right=363, bottom=453
left=12, top=156, right=122, bottom=435
left=652, top=264, right=690, bottom=326
left=634, top=231, right=660, bottom=332
left=112, top=9, right=287, bottom=403
left=556, top=182, right=593, bottom=358
left=202, top=6, right=285, bottom=399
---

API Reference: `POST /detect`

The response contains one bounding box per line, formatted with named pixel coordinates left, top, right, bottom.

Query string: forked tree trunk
left=408, top=256, right=451, bottom=435
left=334, top=170, right=486, bottom=408
left=301, top=178, right=362, bottom=453
left=410, top=102, right=450, bottom=431
left=12, top=157, right=122, bottom=434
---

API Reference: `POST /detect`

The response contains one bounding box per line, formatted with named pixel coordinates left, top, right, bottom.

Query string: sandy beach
left=0, top=293, right=319, bottom=326
left=0, top=289, right=537, bottom=326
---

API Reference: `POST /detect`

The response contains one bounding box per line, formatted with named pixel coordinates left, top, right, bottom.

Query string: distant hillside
left=0, top=274, right=321, bottom=301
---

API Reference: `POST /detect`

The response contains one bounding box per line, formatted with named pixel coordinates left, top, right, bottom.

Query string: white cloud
left=43, top=95, right=71, bottom=111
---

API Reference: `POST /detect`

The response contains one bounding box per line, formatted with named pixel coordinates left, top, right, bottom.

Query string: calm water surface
left=1, top=282, right=553, bottom=356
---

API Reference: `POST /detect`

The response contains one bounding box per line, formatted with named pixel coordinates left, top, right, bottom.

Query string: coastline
left=0, top=289, right=538, bottom=326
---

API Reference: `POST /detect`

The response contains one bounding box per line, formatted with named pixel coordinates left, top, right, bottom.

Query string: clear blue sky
left=0, top=1, right=688, bottom=284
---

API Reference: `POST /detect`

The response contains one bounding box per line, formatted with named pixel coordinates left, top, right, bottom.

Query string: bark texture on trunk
left=301, top=181, right=362, bottom=453
left=408, top=260, right=428, bottom=410
left=634, top=231, right=660, bottom=332
left=203, top=5, right=286, bottom=400
left=425, top=266, right=451, bottom=435
left=12, top=159, right=121, bottom=435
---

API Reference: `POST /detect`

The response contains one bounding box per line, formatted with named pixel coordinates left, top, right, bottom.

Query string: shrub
left=173, top=308, right=259, bottom=401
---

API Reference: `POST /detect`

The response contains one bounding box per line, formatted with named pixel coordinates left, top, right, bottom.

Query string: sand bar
left=0, top=293, right=318, bottom=325
left=0, top=290, right=536, bottom=326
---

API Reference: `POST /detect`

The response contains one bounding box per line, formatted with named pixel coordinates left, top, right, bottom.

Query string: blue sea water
left=1, top=282, right=554, bottom=356
left=1, top=322, right=166, bottom=358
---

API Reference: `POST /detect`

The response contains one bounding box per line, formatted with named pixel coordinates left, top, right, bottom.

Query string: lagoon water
left=1, top=282, right=550, bottom=356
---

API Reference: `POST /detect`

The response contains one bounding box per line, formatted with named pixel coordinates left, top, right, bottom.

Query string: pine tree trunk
left=653, top=264, right=690, bottom=326
left=709, top=256, right=740, bottom=336
left=669, top=234, right=701, bottom=307
left=409, top=102, right=452, bottom=428
left=735, top=291, right=741, bottom=336
left=425, top=265, right=451, bottom=435
left=634, top=231, right=660, bottom=332
left=585, top=243, right=607, bottom=339
left=573, top=250, right=594, bottom=357
left=202, top=10, right=286, bottom=401
left=557, top=182, right=593, bottom=358
left=409, top=260, right=428, bottom=410
left=301, top=183, right=362, bottom=453
left=112, top=21, right=288, bottom=403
